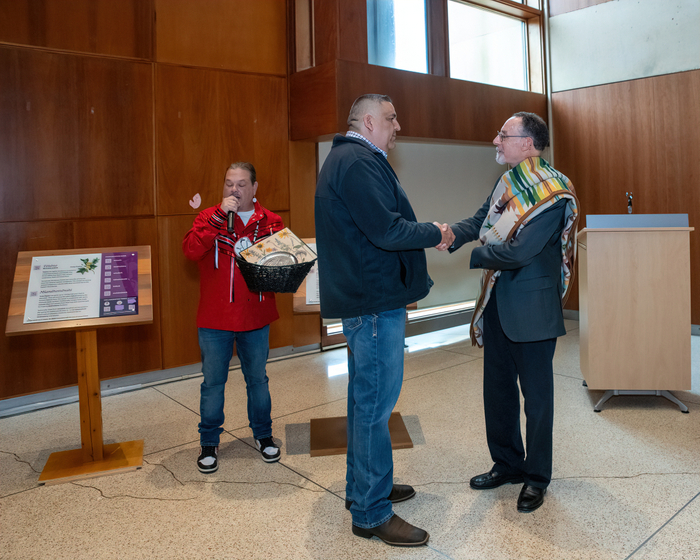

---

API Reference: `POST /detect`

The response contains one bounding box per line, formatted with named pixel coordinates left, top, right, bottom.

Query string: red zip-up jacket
left=183, top=200, right=284, bottom=332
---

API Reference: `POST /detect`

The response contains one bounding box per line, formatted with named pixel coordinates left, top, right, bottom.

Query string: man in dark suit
left=448, top=112, right=579, bottom=513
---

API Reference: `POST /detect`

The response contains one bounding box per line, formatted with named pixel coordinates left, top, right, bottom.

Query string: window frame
left=430, top=0, right=544, bottom=93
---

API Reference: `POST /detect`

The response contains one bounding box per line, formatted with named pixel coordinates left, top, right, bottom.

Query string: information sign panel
left=23, top=251, right=139, bottom=324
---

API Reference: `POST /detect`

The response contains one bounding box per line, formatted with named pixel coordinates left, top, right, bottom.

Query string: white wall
left=549, top=0, right=700, bottom=92
left=318, top=140, right=505, bottom=308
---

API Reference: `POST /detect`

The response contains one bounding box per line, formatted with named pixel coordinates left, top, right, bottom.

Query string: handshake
left=433, top=222, right=455, bottom=252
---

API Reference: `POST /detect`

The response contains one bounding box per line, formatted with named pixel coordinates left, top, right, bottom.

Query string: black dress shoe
left=345, top=483, right=416, bottom=510
left=352, top=514, right=429, bottom=547
left=470, top=468, right=524, bottom=490
left=517, top=484, right=546, bottom=513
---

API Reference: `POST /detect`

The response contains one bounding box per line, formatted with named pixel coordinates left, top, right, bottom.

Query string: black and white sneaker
left=255, top=437, right=281, bottom=463
left=197, top=445, right=219, bottom=473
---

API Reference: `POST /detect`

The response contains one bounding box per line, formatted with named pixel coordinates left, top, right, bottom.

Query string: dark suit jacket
left=450, top=196, right=567, bottom=343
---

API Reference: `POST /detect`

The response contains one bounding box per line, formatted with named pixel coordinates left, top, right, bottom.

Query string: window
left=367, top=0, right=428, bottom=74
left=448, top=1, right=528, bottom=91
left=363, top=0, right=543, bottom=92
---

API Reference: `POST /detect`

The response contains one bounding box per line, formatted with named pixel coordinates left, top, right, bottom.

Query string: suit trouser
left=482, top=290, right=556, bottom=489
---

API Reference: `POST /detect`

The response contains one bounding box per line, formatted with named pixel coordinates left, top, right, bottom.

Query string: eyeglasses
left=496, top=130, right=529, bottom=142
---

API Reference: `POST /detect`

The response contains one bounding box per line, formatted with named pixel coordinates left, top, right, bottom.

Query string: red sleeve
left=182, top=206, right=226, bottom=261
left=259, top=210, right=285, bottom=239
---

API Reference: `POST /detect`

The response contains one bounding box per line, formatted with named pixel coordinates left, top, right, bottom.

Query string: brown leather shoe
left=352, top=514, right=429, bottom=547
left=345, top=484, right=416, bottom=510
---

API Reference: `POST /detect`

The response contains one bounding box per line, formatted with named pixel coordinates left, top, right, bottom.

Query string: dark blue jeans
left=198, top=326, right=272, bottom=446
left=342, top=308, right=406, bottom=529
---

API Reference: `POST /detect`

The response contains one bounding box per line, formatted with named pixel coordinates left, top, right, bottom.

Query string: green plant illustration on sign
left=76, top=257, right=100, bottom=274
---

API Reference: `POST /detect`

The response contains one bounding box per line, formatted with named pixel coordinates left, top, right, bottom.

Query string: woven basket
left=235, top=257, right=316, bottom=293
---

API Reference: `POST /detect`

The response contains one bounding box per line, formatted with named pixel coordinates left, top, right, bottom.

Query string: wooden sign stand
left=5, top=246, right=154, bottom=484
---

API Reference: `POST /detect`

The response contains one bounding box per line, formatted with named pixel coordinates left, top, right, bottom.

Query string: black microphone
left=227, top=211, right=235, bottom=233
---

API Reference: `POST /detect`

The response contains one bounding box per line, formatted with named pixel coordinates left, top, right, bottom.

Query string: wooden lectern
left=577, top=216, right=693, bottom=412
left=5, top=246, right=153, bottom=483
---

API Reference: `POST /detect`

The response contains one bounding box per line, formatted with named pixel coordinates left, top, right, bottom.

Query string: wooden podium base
left=309, top=412, right=413, bottom=457
left=38, top=439, right=144, bottom=485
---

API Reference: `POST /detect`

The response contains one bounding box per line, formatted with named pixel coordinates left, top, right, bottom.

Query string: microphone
left=227, top=211, right=235, bottom=233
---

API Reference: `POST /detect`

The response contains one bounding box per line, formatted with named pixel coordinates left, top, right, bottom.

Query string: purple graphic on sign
left=99, top=252, right=139, bottom=317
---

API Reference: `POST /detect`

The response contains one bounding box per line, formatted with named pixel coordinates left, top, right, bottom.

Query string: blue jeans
left=342, top=308, right=406, bottom=529
left=198, top=326, right=272, bottom=446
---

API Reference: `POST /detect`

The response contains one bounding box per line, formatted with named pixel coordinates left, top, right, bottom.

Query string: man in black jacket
left=315, top=94, right=454, bottom=547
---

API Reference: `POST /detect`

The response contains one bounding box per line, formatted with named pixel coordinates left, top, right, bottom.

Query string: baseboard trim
left=0, top=343, right=320, bottom=419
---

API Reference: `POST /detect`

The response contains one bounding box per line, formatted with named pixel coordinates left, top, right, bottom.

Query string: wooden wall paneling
left=288, top=141, right=317, bottom=239
left=552, top=79, right=655, bottom=221
left=288, top=140, right=320, bottom=347
left=78, top=57, right=154, bottom=219
left=73, top=218, right=162, bottom=379
left=157, top=215, right=201, bottom=369
left=550, top=87, right=585, bottom=310
left=548, top=0, right=615, bottom=17
left=652, top=71, right=700, bottom=213
left=552, top=70, right=700, bottom=323
left=0, top=0, right=154, bottom=59
left=271, top=301, right=322, bottom=351
left=334, top=66, right=453, bottom=139
left=270, top=293, right=295, bottom=350
left=337, top=0, right=368, bottom=63
left=0, top=47, right=80, bottom=222
left=0, top=221, right=76, bottom=399
left=653, top=70, right=700, bottom=324
left=335, top=60, right=548, bottom=143
left=244, top=75, right=290, bottom=214
left=427, top=0, right=449, bottom=77
left=551, top=83, right=654, bottom=308
left=291, top=60, right=547, bottom=142
left=155, top=0, right=286, bottom=75
left=312, top=0, right=338, bottom=67
left=293, top=313, right=321, bottom=348
left=0, top=48, right=154, bottom=222
left=313, top=0, right=367, bottom=66
left=267, top=211, right=295, bottom=350
left=155, top=65, right=225, bottom=216
left=290, top=62, right=339, bottom=141
left=156, top=65, right=289, bottom=217
left=605, top=80, right=657, bottom=213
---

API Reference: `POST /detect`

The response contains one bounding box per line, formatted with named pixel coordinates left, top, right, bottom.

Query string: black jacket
left=451, top=194, right=568, bottom=343
left=314, top=135, right=441, bottom=318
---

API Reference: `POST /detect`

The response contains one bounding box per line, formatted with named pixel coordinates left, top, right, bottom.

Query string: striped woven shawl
left=470, top=156, right=579, bottom=347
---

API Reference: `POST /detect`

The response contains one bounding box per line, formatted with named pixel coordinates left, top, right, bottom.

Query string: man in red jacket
left=183, top=162, right=284, bottom=473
